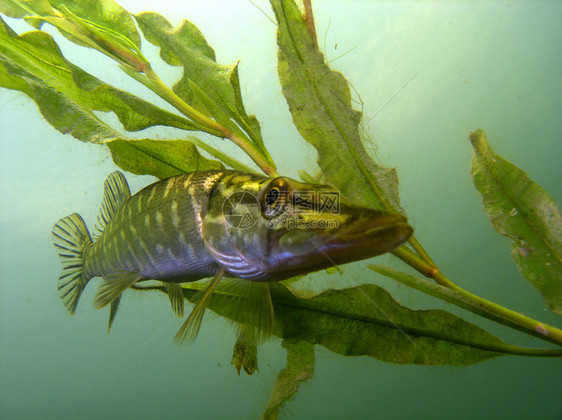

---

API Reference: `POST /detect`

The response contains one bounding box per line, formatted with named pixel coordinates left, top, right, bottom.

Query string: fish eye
left=265, top=187, right=280, bottom=207
left=260, top=178, right=291, bottom=218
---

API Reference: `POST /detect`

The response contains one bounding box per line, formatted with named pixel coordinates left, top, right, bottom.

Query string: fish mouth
left=336, top=212, right=409, bottom=241
left=320, top=212, right=412, bottom=264
left=273, top=208, right=413, bottom=275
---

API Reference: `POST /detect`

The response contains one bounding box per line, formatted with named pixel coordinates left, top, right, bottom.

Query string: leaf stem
left=408, top=236, right=436, bottom=266
left=389, top=247, right=562, bottom=346
left=143, top=66, right=277, bottom=176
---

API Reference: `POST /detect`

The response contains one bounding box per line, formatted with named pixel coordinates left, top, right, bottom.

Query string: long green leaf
left=140, top=281, right=562, bottom=366
left=271, top=0, right=402, bottom=213
left=0, top=18, right=117, bottom=142
left=369, top=264, right=562, bottom=345
left=469, top=129, right=562, bottom=314
left=134, top=12, right=273, bottom=164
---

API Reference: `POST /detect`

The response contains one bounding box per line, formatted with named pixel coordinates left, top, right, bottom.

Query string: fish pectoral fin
left=165, top=282, right=184, bottom=318
left=94, top=271, right=142, bottom=310
left=218, top=280, right=275, bottom=345
left=174, top=267, right=226, bottom=344
left=107, top=294, right=121, bottom=334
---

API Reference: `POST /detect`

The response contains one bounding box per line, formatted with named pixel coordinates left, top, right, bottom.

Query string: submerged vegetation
left=0, top=0, right=560, bottom=417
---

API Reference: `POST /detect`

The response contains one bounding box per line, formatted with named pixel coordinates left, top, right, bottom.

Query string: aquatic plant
left=1, top=0, right=560, bottom=417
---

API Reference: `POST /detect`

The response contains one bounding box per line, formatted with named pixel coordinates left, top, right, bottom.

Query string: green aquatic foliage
left=0, top=15, right=222, bottom=176
left=1, top=0, right=561, bottom=417
left=262, top=339, right=314, bottom=420
left=231, top=338, right=258, bottom=376
left=2, top=0, right=147, bottom=70
left=469, top=129, right=562, bottom=314
left=136, top=278, right=562, bottom=417
left=107, top=138, right=224, bottom=179
left=271, top=0, right=402, bottom=213
left=151, top=281, right=562, bottom=364
left=368, top=264, right=562, bottom=346
left=134, top=12, right=273, bottom=167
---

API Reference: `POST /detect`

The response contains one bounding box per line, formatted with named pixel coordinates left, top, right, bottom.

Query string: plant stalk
left=391, top=246, right=562, bottom=346
left=143, top=67, right=277, bottom=176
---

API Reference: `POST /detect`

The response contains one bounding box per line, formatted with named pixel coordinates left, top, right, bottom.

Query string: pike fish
left=52, top=170, right=412, bottom=342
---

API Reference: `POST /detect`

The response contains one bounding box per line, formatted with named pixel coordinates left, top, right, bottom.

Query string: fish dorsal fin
left=94, top=171, right=131, bottom=238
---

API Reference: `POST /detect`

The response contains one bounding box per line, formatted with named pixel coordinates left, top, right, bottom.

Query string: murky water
left=1, top=1, right=561, bottom=419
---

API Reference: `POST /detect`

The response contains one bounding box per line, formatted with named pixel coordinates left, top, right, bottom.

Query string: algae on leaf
left=262, top=340, right=314, bottom=420
left=271, top=0, right=402, bottom=214
left=231, top=338, right=258, bottom=376
left=469, top=129, right=562, bottom=314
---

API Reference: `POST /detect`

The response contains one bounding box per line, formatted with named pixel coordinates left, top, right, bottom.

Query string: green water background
left=1, top=1, right=561, bottom=419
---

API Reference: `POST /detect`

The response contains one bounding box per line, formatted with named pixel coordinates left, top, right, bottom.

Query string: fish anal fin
left=175, top=267, right=226, bottom=344
left=165, top=282, right=184, bottom=318
left=94, top=271, right=141, bottom=309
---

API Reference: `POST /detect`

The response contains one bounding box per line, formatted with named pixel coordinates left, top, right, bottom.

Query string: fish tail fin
left=52, top=213, right=93, bottom=314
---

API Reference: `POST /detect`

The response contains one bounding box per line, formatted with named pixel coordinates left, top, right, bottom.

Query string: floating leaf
left=134, top=12, right=273, bottom=164
left=271, top=0, right=402, bottom=213
left=262, top=340, right=314, bottom=420
left=469, top=129, right=562, bottom=314
left=106, top=138, right=224, bottom=179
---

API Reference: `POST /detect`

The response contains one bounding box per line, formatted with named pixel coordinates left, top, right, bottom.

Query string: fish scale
left=85, top=171, right=225, bottom=282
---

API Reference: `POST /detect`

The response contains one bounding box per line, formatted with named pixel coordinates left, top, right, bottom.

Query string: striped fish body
left=53, top=169, right=412, bottom=340
left=84, top=171, right=225, bottom=283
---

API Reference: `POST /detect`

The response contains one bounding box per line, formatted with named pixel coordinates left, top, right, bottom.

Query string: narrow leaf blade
left=107, top=138, right=224, bottom=179
left=469, top=129, right=562, bottom=314
left=271, top=0, right=402, bottom=213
